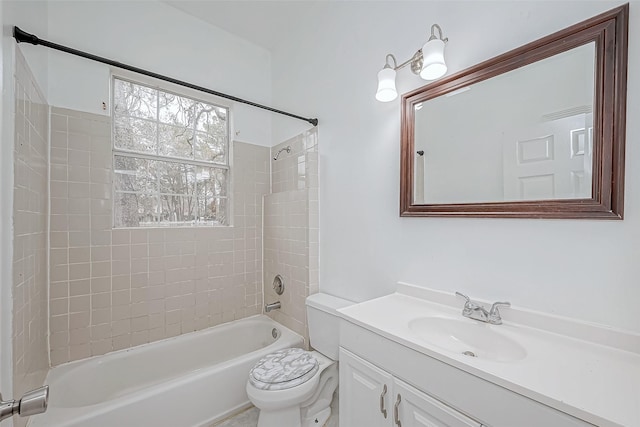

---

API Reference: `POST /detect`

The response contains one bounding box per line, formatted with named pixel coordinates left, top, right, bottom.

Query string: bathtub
left=30, top=315, right=303, bottom=427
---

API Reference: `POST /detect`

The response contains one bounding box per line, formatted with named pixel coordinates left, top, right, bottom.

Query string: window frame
left=110, top=74, right=233, bottom=228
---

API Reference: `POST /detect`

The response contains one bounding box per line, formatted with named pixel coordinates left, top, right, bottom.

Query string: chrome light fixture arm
left=428, top=24, right=448, bottom=43
left=383, top=24, right=448, bottom=74
left=376, top=24, right=448, bottom=102
left=385, top=51, right=422, bottom=74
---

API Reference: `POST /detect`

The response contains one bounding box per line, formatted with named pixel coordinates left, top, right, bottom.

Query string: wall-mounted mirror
left=400, top=4, right=628, bottom=219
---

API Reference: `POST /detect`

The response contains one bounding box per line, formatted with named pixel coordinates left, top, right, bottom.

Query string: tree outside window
left=112, top=77, right=229, bottom=227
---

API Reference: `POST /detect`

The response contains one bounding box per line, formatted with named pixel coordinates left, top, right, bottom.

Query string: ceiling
left=163, top=1, right=325, bottom=51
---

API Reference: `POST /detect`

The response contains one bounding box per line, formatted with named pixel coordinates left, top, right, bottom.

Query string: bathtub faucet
left=265, top=301, right=281, bottom=312
left=0, top=386, right=49, bottom=422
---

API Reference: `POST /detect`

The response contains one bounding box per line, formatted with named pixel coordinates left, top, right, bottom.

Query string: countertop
left=337, top=283, right=640, bottom=427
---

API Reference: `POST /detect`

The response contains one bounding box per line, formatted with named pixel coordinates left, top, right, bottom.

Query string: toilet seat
left=249, top=348, right=319, bottom=391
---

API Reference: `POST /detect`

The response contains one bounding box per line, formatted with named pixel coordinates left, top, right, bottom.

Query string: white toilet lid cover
left=249, top=348, right=319, bottom=391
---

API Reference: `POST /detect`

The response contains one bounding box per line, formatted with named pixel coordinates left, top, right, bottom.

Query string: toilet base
left=257, top=407, right=301, bottom=427
left=302, top=406, right=331, bottom=427
left=255, top=404, right=332, bottom=427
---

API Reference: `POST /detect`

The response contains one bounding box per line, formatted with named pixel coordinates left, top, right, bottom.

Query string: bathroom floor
left=212, top=407, right=258, bottom=427
left=213, top=394, right=339, bottom=427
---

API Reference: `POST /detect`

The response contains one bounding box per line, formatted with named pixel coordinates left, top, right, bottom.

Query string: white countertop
left=337, top=283, right=640, bottom=427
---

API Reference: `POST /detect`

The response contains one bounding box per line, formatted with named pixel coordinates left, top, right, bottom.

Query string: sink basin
left=408, top=316, right=527, bottom=362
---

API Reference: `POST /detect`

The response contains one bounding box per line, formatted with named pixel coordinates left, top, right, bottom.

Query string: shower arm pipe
left=13, top=26, right=319, bottom=127
left=273, top=145, right=291, bottom=160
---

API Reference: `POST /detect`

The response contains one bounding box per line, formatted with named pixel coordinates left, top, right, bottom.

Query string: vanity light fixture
left=375, top=55, right=399, bottom=102
left=375, top=24, right=448, bottom=102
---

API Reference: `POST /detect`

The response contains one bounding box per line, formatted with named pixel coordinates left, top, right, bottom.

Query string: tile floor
left=213, top=393, right=339, bottom=427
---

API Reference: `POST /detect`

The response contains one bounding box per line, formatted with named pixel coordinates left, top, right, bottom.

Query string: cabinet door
left=393, top=378, right=481, bottom=427
left=340, top=348, right=392, bottom=427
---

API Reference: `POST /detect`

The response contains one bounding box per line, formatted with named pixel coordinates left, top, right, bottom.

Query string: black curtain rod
left=13, top=26, right=318, bottom=127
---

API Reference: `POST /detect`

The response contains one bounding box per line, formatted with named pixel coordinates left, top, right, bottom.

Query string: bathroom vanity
left=337, top=283, right=639, bottom=427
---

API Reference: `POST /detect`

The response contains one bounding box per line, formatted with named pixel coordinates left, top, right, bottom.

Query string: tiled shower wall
left=48, top=105, right=269, bottom=365
left=264, top=129, right=319, bottom=341
left=12, top=50, right=49, bottom=422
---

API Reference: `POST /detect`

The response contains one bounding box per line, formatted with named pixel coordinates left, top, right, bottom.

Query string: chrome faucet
left=455, top=292, right=510, bottom=325
left=265, top=301, right=281, bottom=312
left=0, top=386, right=49, bottom=422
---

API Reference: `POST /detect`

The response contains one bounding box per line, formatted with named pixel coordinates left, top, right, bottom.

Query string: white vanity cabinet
left=340, top=348, right=482, bottom=427
left=339, top=320, right=597, bottom=427
left=339, top=347, right=392, bottom=427
left=393, top=378, right=481, bottom=427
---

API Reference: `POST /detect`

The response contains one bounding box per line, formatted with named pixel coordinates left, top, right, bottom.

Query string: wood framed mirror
left=400, top=4, right=628, bottom=219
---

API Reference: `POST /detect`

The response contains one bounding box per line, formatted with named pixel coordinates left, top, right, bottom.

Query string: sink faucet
left=455, top=292, right=510, bottom=325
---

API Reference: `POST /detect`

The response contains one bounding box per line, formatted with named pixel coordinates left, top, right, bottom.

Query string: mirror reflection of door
left=413, top=42, right=595, bottom=205
left=502, top=112, right=593, bottom=201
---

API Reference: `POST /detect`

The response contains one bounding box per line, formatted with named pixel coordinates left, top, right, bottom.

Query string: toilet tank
left=306, top=293, right=353, bottom=360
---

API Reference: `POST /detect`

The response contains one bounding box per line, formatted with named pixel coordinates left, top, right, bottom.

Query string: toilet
left=246, top=293, right=352, bottom=427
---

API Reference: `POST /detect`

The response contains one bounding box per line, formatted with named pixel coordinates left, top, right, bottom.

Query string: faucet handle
left=455, top=292, right=478, bottom=316
left=488, top=301, right=510, bottom=324
left=455, top=292, right=470, bottom=303
left=489, top=301, right=510, bottom=314
left=456, top=292, right=480, bottom=308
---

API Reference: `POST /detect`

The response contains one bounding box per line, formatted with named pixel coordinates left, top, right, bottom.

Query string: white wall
left=4, top=1, right=48, bottom=93
left=271, top=1, right=640, bottom=332
left=46, top=0, right=273, bottom=146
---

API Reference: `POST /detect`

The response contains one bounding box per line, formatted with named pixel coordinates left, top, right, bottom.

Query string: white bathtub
left=30, top=315, right=303, bottom=427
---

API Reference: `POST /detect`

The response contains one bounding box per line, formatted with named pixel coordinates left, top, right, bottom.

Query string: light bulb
left=420, top=38, right=447, bottom=80
left=375, top=67, right=398, bottom=102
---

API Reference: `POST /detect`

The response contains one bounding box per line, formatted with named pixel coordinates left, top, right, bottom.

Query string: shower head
left=273, top=146, right=291, bottom=161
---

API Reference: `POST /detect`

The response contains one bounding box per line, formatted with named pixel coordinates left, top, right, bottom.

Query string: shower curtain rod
left=13, top=26, right=319, bottom=127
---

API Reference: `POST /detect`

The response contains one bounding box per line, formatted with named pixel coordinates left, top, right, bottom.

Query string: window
left=112, top=77, right=229, bottom=227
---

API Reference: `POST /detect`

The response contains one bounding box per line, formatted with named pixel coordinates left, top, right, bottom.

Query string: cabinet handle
left=394, top=393, right=402, bottom=427
left=379, top=384, right=387, bottom=418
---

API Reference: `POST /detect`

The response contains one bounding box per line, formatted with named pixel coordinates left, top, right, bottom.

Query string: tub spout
left=265, top=301, right=281, bottom=312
